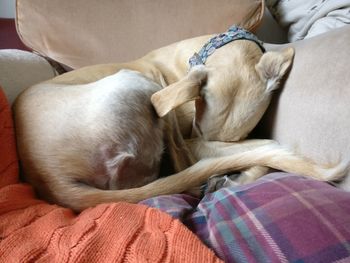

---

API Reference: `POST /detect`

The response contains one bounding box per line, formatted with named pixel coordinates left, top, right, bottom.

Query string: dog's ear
left=151, top=66, right=207, bottom=117
left=255, top=47, right=295, bottom=92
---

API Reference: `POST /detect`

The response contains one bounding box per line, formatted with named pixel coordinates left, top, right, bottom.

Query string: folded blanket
left=0, top=87, right=221, bottom=262
left=266, top=0, right=350, bottom=41
left=142, top=174, right=350, bottom=262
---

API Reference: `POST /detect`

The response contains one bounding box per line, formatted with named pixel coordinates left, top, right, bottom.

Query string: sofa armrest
left=255, top=25, right=350, bottom=190
left=0, top=49, right=57, bottom=105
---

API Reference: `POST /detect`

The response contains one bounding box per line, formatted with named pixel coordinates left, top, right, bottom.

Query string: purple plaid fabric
left=141, top=173, right=350, bottom=262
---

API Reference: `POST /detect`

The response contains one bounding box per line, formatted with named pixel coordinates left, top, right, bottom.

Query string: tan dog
left=14, top=33, right=346, bottom=211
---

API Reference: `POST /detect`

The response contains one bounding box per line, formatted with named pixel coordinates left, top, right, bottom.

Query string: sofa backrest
left=16, top=0, right=264, bottom=69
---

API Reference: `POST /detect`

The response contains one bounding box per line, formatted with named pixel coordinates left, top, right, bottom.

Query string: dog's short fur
left=14, top=35, right=346, bottom=211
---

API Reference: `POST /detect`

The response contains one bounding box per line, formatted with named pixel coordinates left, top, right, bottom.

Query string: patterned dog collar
left=189, top=25, right=265, bottom=68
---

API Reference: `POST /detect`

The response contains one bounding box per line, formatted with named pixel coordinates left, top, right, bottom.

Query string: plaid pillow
left=141, top=173, right=350, bottom=262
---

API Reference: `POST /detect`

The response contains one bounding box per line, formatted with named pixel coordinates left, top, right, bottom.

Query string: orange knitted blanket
left=0, top=87, right=222, bottom=262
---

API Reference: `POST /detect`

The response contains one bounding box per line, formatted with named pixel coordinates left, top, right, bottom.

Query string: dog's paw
left=204, top=174, right=241, bottom=194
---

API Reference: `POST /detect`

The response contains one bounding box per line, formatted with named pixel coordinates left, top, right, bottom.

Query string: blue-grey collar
left=189, top=25, right=265, bottom=68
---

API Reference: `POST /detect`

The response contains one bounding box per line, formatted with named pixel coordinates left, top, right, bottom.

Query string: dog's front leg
left=186, top=138, right=277, bottom=159
left=186, top=139, right=276, bottom=192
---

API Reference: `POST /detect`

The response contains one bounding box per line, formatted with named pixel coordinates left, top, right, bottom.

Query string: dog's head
left=151, top=45, right=294, bottom=142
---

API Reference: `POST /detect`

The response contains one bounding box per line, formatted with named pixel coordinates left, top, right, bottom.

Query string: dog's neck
left=188, top=25, right=265, bottom=69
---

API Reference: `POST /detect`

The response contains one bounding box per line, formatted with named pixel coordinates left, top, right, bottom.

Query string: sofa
left=1, top=0, right=350, bottom=262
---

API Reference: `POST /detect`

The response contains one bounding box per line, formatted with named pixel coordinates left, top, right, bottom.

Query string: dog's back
left=14, top=70, right=164, bottom=205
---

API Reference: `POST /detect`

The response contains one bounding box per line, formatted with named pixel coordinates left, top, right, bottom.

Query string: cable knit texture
left=0, top=87, right=222, bottom=262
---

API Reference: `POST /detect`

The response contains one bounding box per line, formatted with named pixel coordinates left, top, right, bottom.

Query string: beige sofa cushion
left=256, top=25, right=350, bottom=189
left=16, top=0, right=264, bottom=69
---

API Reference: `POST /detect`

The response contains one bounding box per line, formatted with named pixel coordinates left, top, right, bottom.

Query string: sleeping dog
left=14, top=26, right=346, bottom=211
